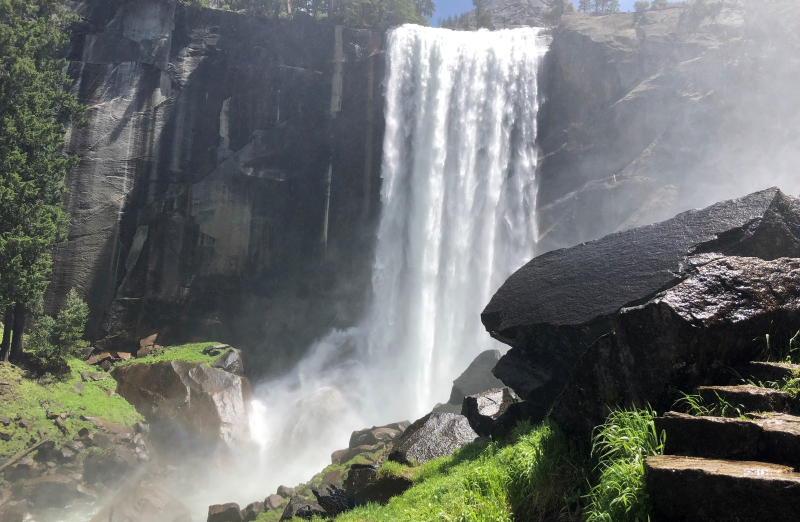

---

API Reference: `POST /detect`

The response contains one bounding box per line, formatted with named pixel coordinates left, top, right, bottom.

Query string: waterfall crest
left=204, top=25, right=549, bottom=507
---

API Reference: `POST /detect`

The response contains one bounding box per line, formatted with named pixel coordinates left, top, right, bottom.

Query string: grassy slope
left=334, top=422, right=587, bottom=522
left=116, top=342, right=222, bottom=366
left=0, top=358, right=142, bottom=457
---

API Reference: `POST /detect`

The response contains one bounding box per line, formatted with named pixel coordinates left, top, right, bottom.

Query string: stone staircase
left=645, top=361, right=800, bottom=521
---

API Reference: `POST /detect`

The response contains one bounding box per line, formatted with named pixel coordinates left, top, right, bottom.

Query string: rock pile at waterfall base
left=482, top=188, right=800, bottom=431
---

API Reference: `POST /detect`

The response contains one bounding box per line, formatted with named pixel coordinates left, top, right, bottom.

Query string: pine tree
left=578, top=0, right=594, bottom=12
left=473, top=0, right=493, bottom=29
left=634, top=1, right=650, bottom=12
left=0, top=0, right=85, bottom=364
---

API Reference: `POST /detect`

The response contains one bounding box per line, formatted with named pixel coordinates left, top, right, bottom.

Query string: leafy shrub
left=584, top=407, right=665, bottom=522
left=27, top=289, right=88, bottom=374
left=634, top=1, right=650, bottom=12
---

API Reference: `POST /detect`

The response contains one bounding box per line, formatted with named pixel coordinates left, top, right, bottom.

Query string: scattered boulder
left=461, top=387, right=516, bottom=437
left=276, top=485, right=295, bottom=498
left=331, top=444, right=381, bottom=465
left=84, top=446, right=139, bottom=485
left=138, top=334, right=159, bottom=359
left=483, top=189, right=800, bottom=426
left=208, top=502, right=242, bottom=522
left=448, top=350, right=505, bottom=406
left=389, top=412, right=481, bottom=465
left=343, top=463, right=378, bottom=497
left=349, top=426, right=402, bottom=448
left=203, top=344, right=231, bottom=356
left=312, top=484, right=352, bottom=516
left=212, top=349, right=244, bottom=376
left=265, top=494, right=283, bottom=509
left=111, top=361, right=252, bottom=454
left=344, top=464, right=412, bottom=506
left=552, top=255, right=800, bottom=437
left=279, top=496, right=325, bottom=521
left=10, top=474, right=84, bottom=509
left=489, top=401, right=538, bottom=441
left=105, top=484, right=192, bottom=522
left=241, top=501, right=265, bottom=521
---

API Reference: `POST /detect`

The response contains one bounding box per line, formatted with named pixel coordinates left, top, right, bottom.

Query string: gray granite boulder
left=388, top=413, right=481, bottom=465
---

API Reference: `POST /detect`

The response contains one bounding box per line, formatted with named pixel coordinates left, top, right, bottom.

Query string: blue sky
left=432, top=0, right=639, bottom=25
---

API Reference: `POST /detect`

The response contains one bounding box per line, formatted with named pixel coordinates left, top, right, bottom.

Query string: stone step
left=645, top=455, right=800, bottom=521
left=741, top=361, right=800, bottom=384
left=697, top=384, right=798, bottom=414
left=655, top=411, right=800, bottom=466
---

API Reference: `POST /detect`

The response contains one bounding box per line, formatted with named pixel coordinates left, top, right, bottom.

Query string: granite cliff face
left=51, top=0, right=384, bottom=374
left=536, top=0, right=800, bottom=252
left=50, top=0, right=800, bottom=375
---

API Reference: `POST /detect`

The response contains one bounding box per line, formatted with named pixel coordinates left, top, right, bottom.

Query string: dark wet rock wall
left=50, top=0, right=384, bottom=375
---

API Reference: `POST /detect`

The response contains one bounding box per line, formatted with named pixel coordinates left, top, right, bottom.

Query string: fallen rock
left=211, top=349, right=244, bottom=376
left=84, top=446, right=140, bottom=485
left=111, top=361, right=252, bottom=454
left=349, top=426, right=402, bottom=448
left=105, top=484, right=192, bottom=522
left=331, top=444, right=381, bottom=465
left=489, top=401, right=538, bottom=441
left=483, top=189, right=800, bottom=421
left=389, top=412, right=480, bottom=465
left=343, top=463, right=377, bottom=498
left=312, top=484, right=352, bottom=516
left=10, top=474, right=84, bottom=509
left=242, top=500, right=265, bottom=520
left=461, top=387, right=516, bottom=437
left=276, top=485, right=295, bottom=498
left=344, top=464, right=412, bottom=506
left=279, top=496, right=325, bottom=521
left=203, top=344, right=231, bottom=356
left=139, top=334, right=158, bottom=351
left=551, top=255, right=800, bottom=437
left=645, top=455, right=800, bottom=521
left=353, top=474, right=412, bottom=506
left=448, top=349, right=505, bottom=406
left=265, top=494, right=283, bottom=509
left=208, top=502, right=242, bottom=522
left=86, top=352, right=114, bottom=366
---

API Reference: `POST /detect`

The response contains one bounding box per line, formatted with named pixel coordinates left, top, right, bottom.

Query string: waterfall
left=187, top=25, right=548, bottom=512
left=368, top=26, right=547, bottom=414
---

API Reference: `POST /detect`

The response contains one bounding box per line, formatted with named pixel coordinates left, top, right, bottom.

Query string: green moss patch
left=116, top=342, right=225, bottom=367
left=0, top=358, right=142, bottom=458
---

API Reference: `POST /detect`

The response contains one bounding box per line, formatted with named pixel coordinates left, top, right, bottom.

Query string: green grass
left=674, top=392, right=746, bottom=418
left=116, top=342, right=224, bottom=367
left=0, top=358, right=142, bottom=458
left=334, top=421, right=587, bottom=522
left=584, top=407, right=665, bottom=522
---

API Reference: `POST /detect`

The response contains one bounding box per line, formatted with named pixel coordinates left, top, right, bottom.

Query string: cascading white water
left=183, top=25, right=549, bottom=513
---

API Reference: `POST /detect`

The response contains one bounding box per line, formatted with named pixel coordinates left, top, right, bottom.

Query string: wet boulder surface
left=482, top=188, right=800, bottom=426
left=388, top=412, right=481, bottom=465
left=552, top=255, right=800, bottom=436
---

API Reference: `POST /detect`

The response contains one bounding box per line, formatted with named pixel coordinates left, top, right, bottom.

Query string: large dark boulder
left=112, top=361, right=252, bottom=454
left=482, top=188, right=800, bottom=422
left=279, top=496, right=326, bottom=521
left=311, top=484, right=353, bottom=516
left=551, top=255, right=800, bottom=436
left=388, top=413, right=481, bottom=465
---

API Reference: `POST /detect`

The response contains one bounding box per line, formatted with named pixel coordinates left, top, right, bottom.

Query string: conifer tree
left=0, top=0, right=85, bottom=364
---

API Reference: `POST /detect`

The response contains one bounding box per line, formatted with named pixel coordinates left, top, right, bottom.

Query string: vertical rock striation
left=51, top=0, right=385, bottom=374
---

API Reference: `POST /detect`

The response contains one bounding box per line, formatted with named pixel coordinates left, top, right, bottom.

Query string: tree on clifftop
left=0, top=0, right=85, bottom=364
